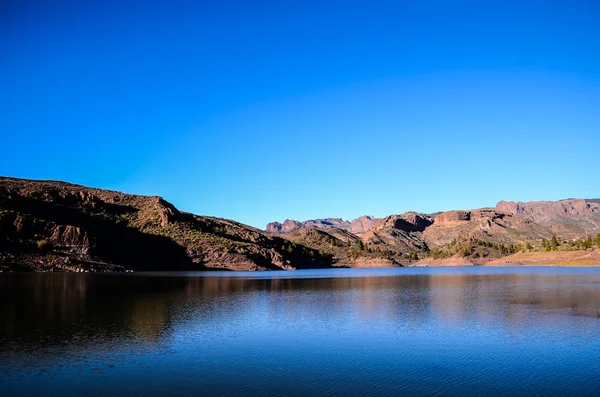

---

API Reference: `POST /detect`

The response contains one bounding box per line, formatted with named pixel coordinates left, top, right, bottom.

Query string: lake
left=1, top=267, right=600, bottom=396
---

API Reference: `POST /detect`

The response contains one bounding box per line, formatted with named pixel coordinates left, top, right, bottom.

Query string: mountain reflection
left=1, top=270, right=600, bottom=357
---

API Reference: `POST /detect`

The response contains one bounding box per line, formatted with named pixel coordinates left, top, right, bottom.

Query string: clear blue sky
left=2, top=1, right=599, bottom=229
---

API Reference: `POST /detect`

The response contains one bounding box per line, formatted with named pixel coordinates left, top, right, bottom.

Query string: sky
left=1, top=0, right=599, bottom=228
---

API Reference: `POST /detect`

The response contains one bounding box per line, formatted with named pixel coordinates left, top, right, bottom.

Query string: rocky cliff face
left=433, top=210, right=471, bottom=224
left=495, top=199, right=600, bottom=238
left=496, top=199, right=599, bottom=220
left=357, top=212, right=432, bottom=254
left=433, top=209, right=504, bottom=225
left=266, top=219, right=302, bottom=233
left=350, top=216, right=379, bottom=233
left=0, top=177, right=333, bottom=272
left=376, top=212, right=433, bottom=232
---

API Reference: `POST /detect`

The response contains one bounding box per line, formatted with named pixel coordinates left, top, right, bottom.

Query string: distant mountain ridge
left=266, top=215, right=379, bottom=234
left=267, top=198, right=600, bottom=239
left=266, top=199, right=600, bottom=264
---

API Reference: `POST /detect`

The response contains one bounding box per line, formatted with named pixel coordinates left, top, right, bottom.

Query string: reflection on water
left=1, top=267, right=600, bottom=396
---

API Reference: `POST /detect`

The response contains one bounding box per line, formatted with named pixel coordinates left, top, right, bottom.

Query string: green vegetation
left=406, top=252, right=419, bottom=261
left=36, top=239, right=53, bottom=253
left=427, top=237, right=519, bottom=259
left=531, top=233, right=600, bottom=252
left=354, top=240, right=365, bottom=251
left=541, top=238, right=550, bottom=251
left=422, top=231, right=598, bottom=261
left=551, top=233, right=559, bottom=251
left=281, top=241, right=297, bottom=254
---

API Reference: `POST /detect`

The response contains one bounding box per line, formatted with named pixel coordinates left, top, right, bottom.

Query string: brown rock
left=267, top=216, right=379, bottom=234
left=377, top=212, right=432, bottom=232
left=496, top=199, right=600, bottom=238
left=50, top=225, right=92, bottom=252
left=434, top=210, right=471, bottom=224
left=350, top=216, right=379, bottom=234
left=153, top=197, right=179, bottom=226
left=266, top=219, right=302, bottom=233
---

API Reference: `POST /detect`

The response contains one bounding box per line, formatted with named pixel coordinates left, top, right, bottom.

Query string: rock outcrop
left=496, top=199, right=600, bottom=238
left=50, top=225, right=92, bottom=253
left=350, top=216, right=379, bottom=234
left=267, top=216, right=380, bottom=235
left=433, top=209, right=504, bottom=225
left=496, top=199, right=599, bottom=220
left=434, top=210, right=471, bottom=224
left=376, top=212, right=433, bottom=232
left=266, top=219, right=302, bottom=233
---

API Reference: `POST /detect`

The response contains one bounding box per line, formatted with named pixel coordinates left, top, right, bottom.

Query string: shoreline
left=2, top=249, right=599, bottom=272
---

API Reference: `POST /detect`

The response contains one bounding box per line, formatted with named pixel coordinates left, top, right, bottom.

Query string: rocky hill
left=0, top=177, right=333, bottom=271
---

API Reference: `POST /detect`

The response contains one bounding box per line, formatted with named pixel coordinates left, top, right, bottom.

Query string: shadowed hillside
left=0, top=177, right=333, bottom=271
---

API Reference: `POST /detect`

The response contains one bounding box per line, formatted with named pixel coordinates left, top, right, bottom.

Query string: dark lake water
left=1, top=267, right=600, bottom=396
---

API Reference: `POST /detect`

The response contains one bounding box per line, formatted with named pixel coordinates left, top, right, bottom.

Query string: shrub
left=355, top=240, right=365, bottom=251
left=37, top=239, right=53, bottom=252
left=551, top=234, right=559, bottom=251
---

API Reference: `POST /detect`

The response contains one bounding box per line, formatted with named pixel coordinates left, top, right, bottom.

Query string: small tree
left=516, top=243, right=523, bottom=253
left=551, top=234, right=559, bottom=251
left=37, top=239, right=53, bottom=253
left=462, top=243, right=472, bottom=257
left=526, top=242, right=533, bottom=251
left=355, top=240, right=365, bottom=251
left=596, top=233, right=600, bottom=247
left=407, top=252, right=419, bottom=261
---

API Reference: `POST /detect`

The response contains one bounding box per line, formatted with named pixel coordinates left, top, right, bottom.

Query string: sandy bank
left=486, top=249, right=600, bottom=267
left=408, top=249, right=600, bottom=267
